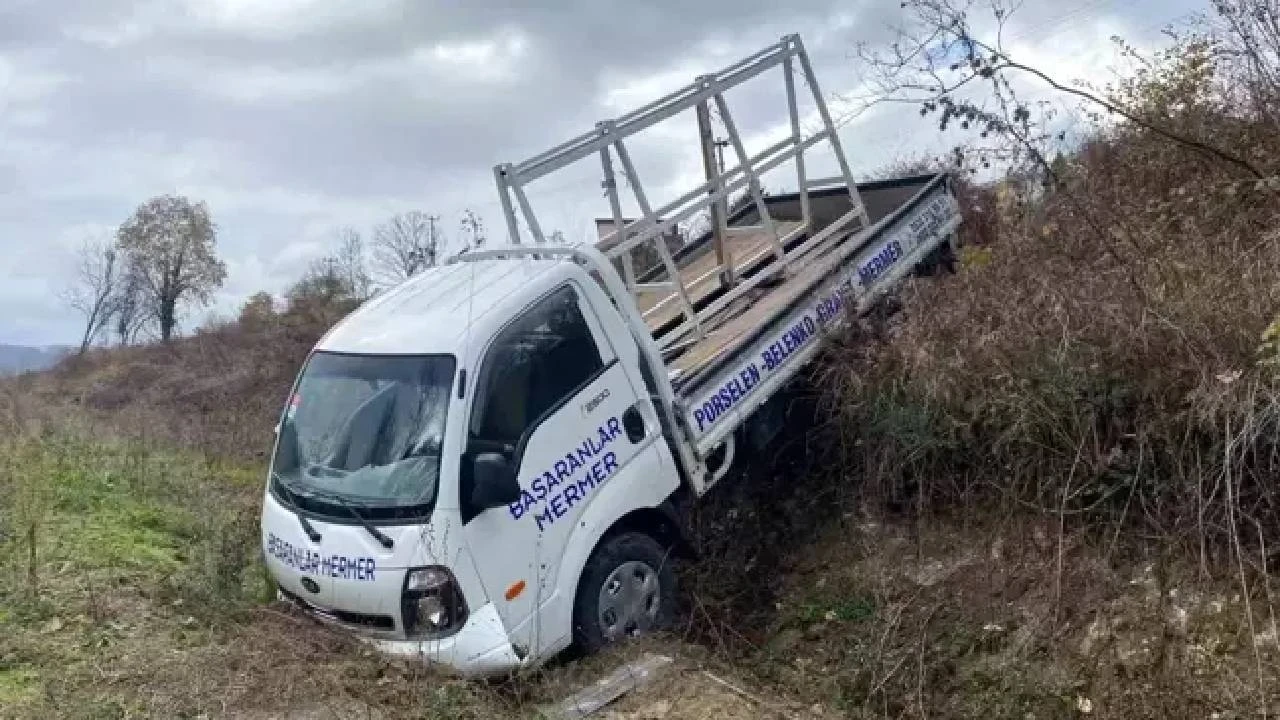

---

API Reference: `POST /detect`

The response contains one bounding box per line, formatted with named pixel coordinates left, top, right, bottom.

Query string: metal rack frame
left=493, top=34, right=869, bottom=351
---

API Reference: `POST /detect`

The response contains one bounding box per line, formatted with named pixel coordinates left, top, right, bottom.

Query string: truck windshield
left=271, top=352, right=455, bottom=520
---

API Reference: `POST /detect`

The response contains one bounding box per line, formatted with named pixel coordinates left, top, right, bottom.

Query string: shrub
left=817, top=30, right=1280, bottom=562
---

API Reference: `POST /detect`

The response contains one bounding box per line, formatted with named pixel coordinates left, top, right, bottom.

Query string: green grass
left=50, top=508, right=186, bottom=574
left=0, top=667, right=40, bottom=709
left=795, top=594, right=877, bottom=624
left=3, top=433, right=254, bottom=585
left=0, top=429, right=524, bottom=719
left=0, top=431, right=268, bottom=717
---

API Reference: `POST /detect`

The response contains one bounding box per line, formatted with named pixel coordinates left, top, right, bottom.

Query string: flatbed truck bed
left=489, top=34, right=962, bottom=494
left=482, top=171, right=960, bottom=491
left=668, top=173, right=959, bottom=458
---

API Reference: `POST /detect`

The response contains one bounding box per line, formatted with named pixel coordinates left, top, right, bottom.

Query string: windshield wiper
left=297, top=486, right=395, bottom=550
left=273, top=473, right=322, bottom=543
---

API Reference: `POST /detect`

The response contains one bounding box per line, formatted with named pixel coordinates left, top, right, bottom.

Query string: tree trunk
left=78, top=322, right=94, bottom=355
left=159, top=299, right=176, bottom=341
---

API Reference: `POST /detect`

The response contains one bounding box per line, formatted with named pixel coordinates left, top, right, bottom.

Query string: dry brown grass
left=815, top=51, right=1280, bottom=557
left=699, top=30, right=1280, bottom=716
left=739, top=512, right=1280, bottom=719
left=11, top=305, right=341, bottom=464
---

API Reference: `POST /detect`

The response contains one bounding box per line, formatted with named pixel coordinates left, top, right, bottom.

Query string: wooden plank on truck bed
left=636, top=222, right=801, bottom=330
left=667, top=236, right=842, bottom=377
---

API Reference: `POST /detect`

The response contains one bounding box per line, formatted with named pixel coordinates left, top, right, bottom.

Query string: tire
left=913, top=239, right=957, bottom=277
left=572, top=532, right=677, bottom=653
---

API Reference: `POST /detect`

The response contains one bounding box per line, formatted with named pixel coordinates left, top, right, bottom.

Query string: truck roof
left=316, top=256, right=564, bottom=356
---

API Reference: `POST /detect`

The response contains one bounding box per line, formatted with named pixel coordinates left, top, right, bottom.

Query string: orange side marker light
left=505, top=580, right=527, bottom=601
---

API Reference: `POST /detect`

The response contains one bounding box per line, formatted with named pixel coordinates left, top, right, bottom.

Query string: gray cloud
left=0, top=0, right=1170, bottom=345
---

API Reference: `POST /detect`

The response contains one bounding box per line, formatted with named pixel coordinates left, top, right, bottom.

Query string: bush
left=817, top=33, right=1280, bottom=562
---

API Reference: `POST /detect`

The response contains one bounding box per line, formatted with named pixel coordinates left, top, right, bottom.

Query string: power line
left=999, top=0, right=1127, bottom=47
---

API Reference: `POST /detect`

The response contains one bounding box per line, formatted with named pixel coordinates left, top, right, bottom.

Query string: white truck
left=259, top=34, right=962, bottom=675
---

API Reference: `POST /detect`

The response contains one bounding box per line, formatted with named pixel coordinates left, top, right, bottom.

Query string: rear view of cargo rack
left=491, top=35, right=870, bottom=356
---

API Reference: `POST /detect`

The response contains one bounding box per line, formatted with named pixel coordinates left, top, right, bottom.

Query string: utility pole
left=426, top=215, right=439, bottom=266
left=713, top=138, right=730, bottom=176
left=697, top=98, right=734, bottom=287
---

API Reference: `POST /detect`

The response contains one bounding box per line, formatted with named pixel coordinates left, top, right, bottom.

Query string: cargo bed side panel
left=680, top=183, right=960, bottom=465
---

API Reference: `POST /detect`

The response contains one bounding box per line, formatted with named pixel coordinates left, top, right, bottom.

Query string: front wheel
left=573, top=532, right=676, bottom=653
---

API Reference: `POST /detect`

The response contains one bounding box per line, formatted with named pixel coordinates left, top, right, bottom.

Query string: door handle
left=622, top=404, right=646, bottom=443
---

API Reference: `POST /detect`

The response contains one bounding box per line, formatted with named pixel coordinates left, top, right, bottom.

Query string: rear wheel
left=573, top=532, right=676, bottom=653
left=913, top=236, right=958, bottom=277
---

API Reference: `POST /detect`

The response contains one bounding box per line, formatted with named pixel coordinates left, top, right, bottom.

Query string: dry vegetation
left=8, top=300, right=345, bottom=463
left=752, top=4, right=1280, bottom=715
left=821, top=26, right=1280, bottom=564
left=3, top=3, right=1280, bottom=717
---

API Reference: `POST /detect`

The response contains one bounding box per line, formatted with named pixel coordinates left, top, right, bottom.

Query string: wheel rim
left=596, top=560, right=662, bottom=641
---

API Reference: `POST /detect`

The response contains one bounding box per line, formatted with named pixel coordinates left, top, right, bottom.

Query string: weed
left=795, top=596, right=875, bottom=624
left=831, top=596, right=877, bottom=623
left=0, top=667, right=40, bottom=710
left=0, top=434, right=55, bottom=599
left=0, top=431, right=275, bottom=716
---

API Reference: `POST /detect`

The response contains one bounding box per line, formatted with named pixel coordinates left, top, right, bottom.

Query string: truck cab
left=262, top=256, right=682, bottom=673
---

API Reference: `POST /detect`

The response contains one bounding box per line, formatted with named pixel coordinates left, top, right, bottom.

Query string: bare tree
left=286, top=258, right=351, bottom=310
left=284, top=229, right=376, bottom=317
left=1208, top=0, right=1280, bottom=130
left=112, top=266, right=150, bottom=345
left=116, top=195, right=228, bottom=342
left=333, top=227, right=372, bottom=301
left=457, top=209, right=485, bottom=254
left=371, top=211, right=443, bottom=285
left=855, top=0, right=1267, bottom=179
left=285, top=258, right=362, bottom=321
left=61, top=237, right=118, bottom=354
left=238, top=291, right=277, bottom=328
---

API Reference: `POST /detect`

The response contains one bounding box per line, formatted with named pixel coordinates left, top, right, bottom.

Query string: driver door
left=460, top=283, right=654, bottom=653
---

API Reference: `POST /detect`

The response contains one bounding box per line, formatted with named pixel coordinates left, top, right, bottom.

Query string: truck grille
left=279, top=586, right=395, bottom=632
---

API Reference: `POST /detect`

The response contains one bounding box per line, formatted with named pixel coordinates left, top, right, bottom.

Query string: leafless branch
left=61, top=236, right=118, bottom=354
left=859, top=0, right=1268, bottom=179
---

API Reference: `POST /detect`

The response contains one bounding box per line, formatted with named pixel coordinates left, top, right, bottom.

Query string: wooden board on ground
left=539, top=654, right=673, bottom=719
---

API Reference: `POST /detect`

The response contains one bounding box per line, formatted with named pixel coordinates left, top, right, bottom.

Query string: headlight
left=402, top=566, right=468, bottom=639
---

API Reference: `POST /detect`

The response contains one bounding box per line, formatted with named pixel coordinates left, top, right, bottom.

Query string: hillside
left=3, top=343, right=1278, bottom=719
left=6, top=311, right=329, bottom=461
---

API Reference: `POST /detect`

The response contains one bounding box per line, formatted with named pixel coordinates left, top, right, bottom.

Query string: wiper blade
left=273, top=473, right=321, bottom=543
left=297, top=486, right=395, bottom=550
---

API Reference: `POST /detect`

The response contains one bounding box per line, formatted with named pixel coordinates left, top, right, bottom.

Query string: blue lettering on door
left=507, top=418, right=624, bottom=531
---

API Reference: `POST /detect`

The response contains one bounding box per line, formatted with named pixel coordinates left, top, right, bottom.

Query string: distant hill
left=10, top=309, right=335, bottom=460
left=0, top=344, right=72, bottom=375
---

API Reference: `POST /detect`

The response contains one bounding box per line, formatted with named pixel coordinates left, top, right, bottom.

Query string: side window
left=469, top=286, right=605, bottom=455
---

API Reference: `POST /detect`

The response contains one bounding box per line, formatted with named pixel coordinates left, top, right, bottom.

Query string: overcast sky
left=0, top=0, right=1204, bottom=346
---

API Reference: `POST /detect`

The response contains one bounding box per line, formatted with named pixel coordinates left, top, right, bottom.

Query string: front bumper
left=366, top=602, right=524, bottom=675
left=281, top=591, right=523, bottom=676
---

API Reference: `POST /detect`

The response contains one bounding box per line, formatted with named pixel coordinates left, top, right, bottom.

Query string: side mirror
left=471, top=453, right=520, bottom=510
